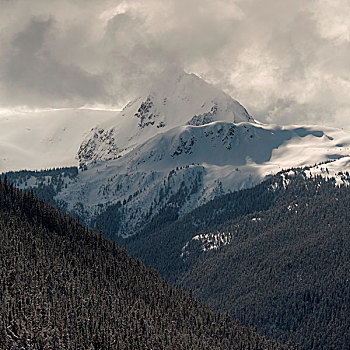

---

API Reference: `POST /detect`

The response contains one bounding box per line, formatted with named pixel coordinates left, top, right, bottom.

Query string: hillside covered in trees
left=0, top=177, right=287, bottom=349
left=4, top=165, right=350, bottom=348
left=125, top=171, right=350, bottom=349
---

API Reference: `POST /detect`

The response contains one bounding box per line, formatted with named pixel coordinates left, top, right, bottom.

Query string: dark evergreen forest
left=4, top=166, right=350, bottom=349
left=125, top=171, right=350, bottom=349
left=0, top=176, right=286, bottom=349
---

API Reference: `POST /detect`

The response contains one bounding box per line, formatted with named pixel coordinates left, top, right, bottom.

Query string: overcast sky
left=1, top=0, right=350, bottom=127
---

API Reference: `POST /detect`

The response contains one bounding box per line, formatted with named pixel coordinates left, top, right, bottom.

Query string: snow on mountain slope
left=77, top=68, right=253, bottom=168
left=4, top=68, right=350, bottom=238
left=48, top=121, right=350, bottom=237
left=0, top=108, right=116, bottom=172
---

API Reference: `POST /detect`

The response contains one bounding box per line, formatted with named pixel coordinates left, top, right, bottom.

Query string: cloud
left=0, top=0, right=349, bottom=128
left=0, top=18, right=107, bottom=108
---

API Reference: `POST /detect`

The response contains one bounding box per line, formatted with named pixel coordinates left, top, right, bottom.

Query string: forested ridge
left=125, top=172, right=350, bottom=349
left=0, top=177, right=287, bottom=349
left=4, top=165, right=350, bottom=348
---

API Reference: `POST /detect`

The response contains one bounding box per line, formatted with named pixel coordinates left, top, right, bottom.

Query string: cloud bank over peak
left=0, top=0, right=350, bottom=128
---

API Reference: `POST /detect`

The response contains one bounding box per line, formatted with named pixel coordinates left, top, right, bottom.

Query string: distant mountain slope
left=0, top=108, right=116, bottom=172
left=0, top=178, right=287, bottom=349
left=4, top=124, right=350, bottom=239
left=3, top=70, right=350, bottom=239
left=124, top=171, right=350, bottom=349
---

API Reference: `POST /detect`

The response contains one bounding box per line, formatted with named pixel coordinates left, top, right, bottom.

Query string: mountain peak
left=148, top=68, right=253, bottom=124
left=149, top=65, right=188, bottom=94
left=77, top=70, right=254, bottom=168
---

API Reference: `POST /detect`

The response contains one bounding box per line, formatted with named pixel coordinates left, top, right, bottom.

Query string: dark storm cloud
left=0, top=0, right=349, bottom=127
left=0, top=17, right=107, bottom=107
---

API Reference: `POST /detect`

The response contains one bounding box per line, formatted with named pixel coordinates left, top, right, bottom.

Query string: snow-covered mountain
left=0, top=108, right=116, bottom=172
left=75, top=121, right=350, bottom=235
left=12, top=119, right=350, bottom=237
left=4, top=69, right=350, bottom=238
left=77, top=68, right=253, bottom=168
